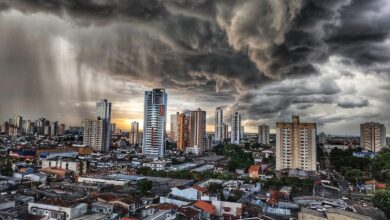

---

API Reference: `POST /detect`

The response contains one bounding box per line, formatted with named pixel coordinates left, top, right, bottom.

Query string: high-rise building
left=83, top=119, right=104, bottom=151
left=130, top=121, right=139, bottom=145
left=189, top=108, right=206, bottom=149
left=276, top=116, right=317, bottom=171
left=360, top=122, right=386, bottom=152
left=58, top=124, right=66, bottom=136
left=110, top=123, right=116, bottom=135
left=215, top=107, right=223, bottom=141
left=258, top=124, right=270, bottom=144
left=240, top=126, right=244, bottom=140
left=222, top=123, right=229, bottom=141
left=14, top=115, right=23, bottom=128
left=50, top=121, right=58, bottom=136
left=96, top=99, right=112, bottom=152
left=143, top=88, right=167, bottom=158
left=25, top=120, right=35, bottom=135
left=14, top=115, right=23, bottom=135
left=177, top=113, right=189, bottom=151
left=231, top=112, right=241, bottom=145
left=170, top=112, right=179, bottom=141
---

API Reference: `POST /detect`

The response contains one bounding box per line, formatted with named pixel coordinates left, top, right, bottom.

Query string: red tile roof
left=193, top=200, right=215, bottom=214
left=248, top=165, right=261, bottom=173
left=192, top=185, right=208, bottom=193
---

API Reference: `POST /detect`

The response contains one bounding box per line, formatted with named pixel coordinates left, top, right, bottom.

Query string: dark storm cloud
left=0, top=0, right=357, bottom=87
left=0, top=0, right=390, bottom=132
left=326, top=0, right=390, bottom=66
left=337, top=98, right=369, bottom=109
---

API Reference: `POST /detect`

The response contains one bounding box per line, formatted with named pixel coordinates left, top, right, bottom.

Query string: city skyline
left=1, top=0, right=390, bottom=135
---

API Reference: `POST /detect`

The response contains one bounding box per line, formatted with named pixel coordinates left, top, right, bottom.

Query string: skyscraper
left=130, top=121, right=139, bottom=145
left=240, top=126, right=244, bottom=140
left=50, top=121, right=58, bottom=136
left=170, top=112, right=179, bottom=141
left=14, top=115, right=23, bottom=128
left=215, top=107, right=223, bottom=141
left=58, top=124, right=66, bottom=136
left=14, top=115, right=23, bottom=135
left=258, top=124, right=270, bottom=144
left=189, top=108, right=207, bottom=149
left=231, top=112, right=241, bottom=145
left=360, top=122, right=386, bottom=152
left=222, top=123, right=228, bottom=141
left=276, top=116, right=317, bottom=171
left=83, top=119, right=104, bottom=151
left=177, top=113, right=189, bottom=151
left=143, top=88, right=167, bottom=158
left=96, top=99, right=112, bottom=152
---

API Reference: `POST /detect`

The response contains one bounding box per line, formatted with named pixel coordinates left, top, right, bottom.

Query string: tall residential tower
left=96, top=99, right=112, bottom=152
left=258, top=124, right=270, bottom=144
left=231, top=112, right=241, bottom=145
left=360, top=122, right=386, bottom=152
left=276, top=116, right=317, bottom=171
left=143, top=88, right=167, bottom=158
left=215, top=107, right=223, bottom=141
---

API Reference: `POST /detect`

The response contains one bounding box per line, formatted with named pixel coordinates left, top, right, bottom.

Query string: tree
left=370, top=151, right=390, bottom=182
left=373, top=189, right=390, bottom=219
left=345, top=169, right=363, bottom=185
left=207, top=183, right=223, bottom=194
left=137, top=179, right=153, bottom=195
left=0, top=158, right=13, bottom=176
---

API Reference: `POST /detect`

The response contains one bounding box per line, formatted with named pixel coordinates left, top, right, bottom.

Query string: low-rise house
left=92, top=201, right=114, bottom=215
left=177, top=207, right=202, bottom=220
left=141, top=203, right=178, bottom=219
left=143, top=160, right=171, bottom=171
left=193, top=200, right=215, bottom=219
left=248, top=165, right=261, bottom=179
left=97, top=194, right=144, bottom=215
left=28, top=199, right=88, bottom=220
left=211, top=201, right=243, bottom=219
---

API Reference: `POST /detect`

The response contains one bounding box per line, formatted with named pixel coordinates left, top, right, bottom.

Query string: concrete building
left=143, top=88, right=167, bottom=158
left=215, top=107, right=223, bottom=141
left=177, top=113, right=189, bottom=151
left=189, top=109, right=206, bottom=149
left=170, top=112, right=179, bottom=142
left=222, top=123, right=228, bottom=141
left=258, top=124, right=270, bottom=144
left=130, top=121, right=139, bottom=145
left=28, top=200, right=88, bottom=220
left=51, top=121, right=58, bottom=136
left=58, top=124, right=66, bottom=136
left=360, top=122, right=386, bottom=152
left=96, top=99, right=112, bottom=152
left=42, top=159, right=88, bottom=177
left=83, top=119, right=104, bottom=152
left=276, top=115, right=317, bottom=171
left=231, top=112, right=241, bottom=145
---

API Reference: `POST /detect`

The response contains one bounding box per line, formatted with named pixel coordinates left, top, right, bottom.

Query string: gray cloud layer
left=0, top=0, right=389, bottom=134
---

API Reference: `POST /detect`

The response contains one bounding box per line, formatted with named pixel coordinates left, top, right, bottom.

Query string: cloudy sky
left=0, top=0, right=389, bottom=135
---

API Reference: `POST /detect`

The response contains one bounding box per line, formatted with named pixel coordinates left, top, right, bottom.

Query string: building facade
left=130, top=121, right=139, bottom=145
left=83, top=119, right=104, bottom=152
left=189, top=109, right=207, bottom=149
left=360, top=122, right=386, bottom=152
left=258, top=124, right=270, bottom=144
left=215, top=107, right=223, bottom=141
left=276, top=116, right=317, bottom=171
left=222, top=123, right=228, bottom=141
left=170, top=112, right=179, bottom=142
left=177, top=113, right=189, bottom=151
left=143, top=88, right=167, bottom=158
left=231, top=112, right=241, bottom=145
left=96, top=99, right=112, bottom=152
